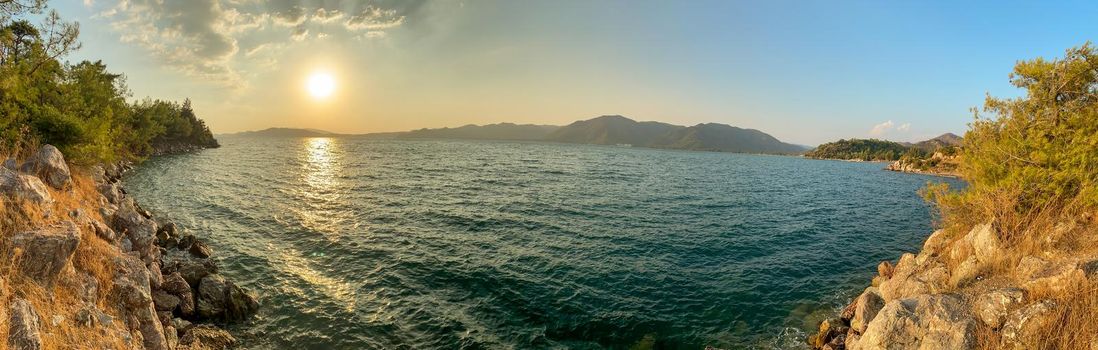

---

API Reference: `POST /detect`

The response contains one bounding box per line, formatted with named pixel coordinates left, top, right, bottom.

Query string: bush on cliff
left=0, top=1, right=217, bottom=164
left=926, top=43, right=1098, bottom=239
left=918, top=43, right=1098, bottom=350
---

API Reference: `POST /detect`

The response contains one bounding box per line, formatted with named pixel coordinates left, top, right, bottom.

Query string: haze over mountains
left=229, top=115, right=810, bottom=155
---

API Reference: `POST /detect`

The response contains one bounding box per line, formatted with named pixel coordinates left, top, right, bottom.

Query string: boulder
left=854, top=294, right=976, bottom=350
left=188, top=240, right=213, bottom=258
left=949, top=256, right=983, bottom=288
left=111, top=200, right=159, bottom=259
left=161, top=251, right=219, bottom=287
left=1000, top=300, right=1055, bottom=350
left=972, top=288, right=1025, bottom=329
left=1080, top=260, right=1098, bottom=280
left=808, top=317, right=847, bottom=349
left=74, top=305, right=114, bottom=328
left=849, top=287, right=885, bottom=334
left=178, top=325, right=237, bottom=350
left=878, top=258, right=949, bottom=302
left=877, top=261, right=894, bottom=279
left=966, top=223, right=1001, bottom=263
left=161, top=272, right=196, bottom=316
left=196, top=274, right=258, bottom=321
left=2, top=158, right=16, bottom=170
left=1021, top=260, right=1085, bottom=294
left=921, top=229, right=951, bottom=256
left=153, top=290, right=182, bottom=312
left=18, top=145, right=71, bottom=189
left=112, top=254, right=168, bottom=350
left=8, top=298, right=43, bottom=350
left=0, top=167, right=53, bottom=204
left=9, top=221, right=81, bottom=286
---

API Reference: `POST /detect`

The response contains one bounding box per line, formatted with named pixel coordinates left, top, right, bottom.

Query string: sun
left=306, top=71, right=336, bottom=99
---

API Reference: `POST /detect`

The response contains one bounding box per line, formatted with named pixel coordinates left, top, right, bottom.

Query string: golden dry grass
left=1, top=159, right=135, bottom=350
left=930, top=192, right=1098, bottom=350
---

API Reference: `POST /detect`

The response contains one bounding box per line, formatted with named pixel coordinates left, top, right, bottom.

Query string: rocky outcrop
left=8, top=221, right=81, bottom=286
left=0, top=167, right=53, bottom=204
left=178, top=325, right=237, bottom=350
left=855, top=294, right=976, bottom=350
left=18, top=144, right=72, bottom=189
left=9, top=298, right=44, bottom=350
left=884, top=152, right=960, bottom=177
left=809, top=218, right=1098, bottom=350
left=2, top=145, right=255, bottom=349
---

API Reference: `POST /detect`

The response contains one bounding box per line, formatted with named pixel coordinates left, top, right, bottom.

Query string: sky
left=50, top=0, right=1098, bottom=145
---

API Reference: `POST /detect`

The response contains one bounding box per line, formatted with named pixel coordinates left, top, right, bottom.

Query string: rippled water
left=124, top=137, right=961, bottom=349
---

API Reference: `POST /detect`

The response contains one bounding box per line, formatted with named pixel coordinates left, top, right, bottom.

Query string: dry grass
left=1, top=157, right=135, bottom=350
left=929, top=190, right=1098, bottom=349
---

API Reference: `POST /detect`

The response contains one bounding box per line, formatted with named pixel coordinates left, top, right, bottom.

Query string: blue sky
left=51, top=0, right=1098, bottom=145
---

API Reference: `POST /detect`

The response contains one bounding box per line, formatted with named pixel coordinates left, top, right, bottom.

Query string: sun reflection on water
left=303, top=137, right=337, bottom=191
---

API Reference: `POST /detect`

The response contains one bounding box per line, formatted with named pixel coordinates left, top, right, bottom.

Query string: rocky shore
left=884, top=152, right=960, bottom=178
left=1, top=145, right=256, bottom=349
left=807, top=221, right=1098, bottom=349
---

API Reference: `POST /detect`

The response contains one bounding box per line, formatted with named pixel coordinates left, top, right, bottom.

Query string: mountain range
left=230, top=115, right=810, bottom=155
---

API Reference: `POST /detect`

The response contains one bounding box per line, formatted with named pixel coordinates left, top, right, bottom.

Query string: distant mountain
left=912, top=133, right=963, bottom=152
left=232, top=116, right=805, bottom=155
left=398, top=123, right=559, bottom=141
left=546, top=115, right=680, bottom=146
left=545, top=115, right=806, bottom=154
left=228, top=127, right=341, bottom=137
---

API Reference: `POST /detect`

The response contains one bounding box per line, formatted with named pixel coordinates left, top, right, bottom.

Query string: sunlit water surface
left=124, top=137, right=961, bottom=349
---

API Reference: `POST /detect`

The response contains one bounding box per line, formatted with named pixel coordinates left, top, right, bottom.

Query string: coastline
left=1, top=145, right=255, bottom=349
left=806, top=221, right=1098, bottom=349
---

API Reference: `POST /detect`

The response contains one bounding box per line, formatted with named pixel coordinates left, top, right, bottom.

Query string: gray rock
left=179, top=325, right=236, bottom=350
left=1000, top=300, right=1056, bottom=350
left=74, top=306, right=113, bottom=328
left=9, top=221, right=81, bottom=286
left=966, top=223, right=1001, bottom=263
left=850, top=287, right=885, bottom=334
left=972, top=288, right=1025, bottom=329
left=0, top=167, right=53, bottom=204
left=8, top=298, right=43, bottom=350
left=111, top=200, right=159, bottom=259
left=197, top=274, right=259, bottom=321
left=162, top=272, right=196, bottom=316
left=854, top=294, right=976, bottom=350
left=18, top=145, right=71, bottom=189
left=197, top=274, right=230, bottom=319
left=949, top=256, right=983, bottom=288
left=161, top=251, right=219, bottom=287
left=189, top=240, right=213, bottom=258
left=112, top=254, right=168, bottom=350
left=2, top=158, right=16, bottom=170
left=153, top=290, right=182, bottom=312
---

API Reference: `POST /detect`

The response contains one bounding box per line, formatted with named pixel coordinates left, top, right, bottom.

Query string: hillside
left=805, top=139, right=911, bottom=161
left=545, top=115, right=807, bottom=154
left=912, top=133, right=964, bottom=152
left=398, top=123, right=559, bottom=141
left=227, top=127, right=342, bottom=137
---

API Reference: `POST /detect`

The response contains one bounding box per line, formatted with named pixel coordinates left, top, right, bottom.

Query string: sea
left=123, top=136, right=962, bottom=349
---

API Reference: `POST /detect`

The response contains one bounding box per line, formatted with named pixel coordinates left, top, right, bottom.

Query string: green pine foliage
left=926, top=43, right=1098, bottom=236
left=0, top=1, right=217, bottom=164
left=804, top=138, right=911, bottom=161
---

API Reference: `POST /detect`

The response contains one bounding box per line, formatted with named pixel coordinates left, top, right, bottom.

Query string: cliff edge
left=1, top=145, right=256, bottom=350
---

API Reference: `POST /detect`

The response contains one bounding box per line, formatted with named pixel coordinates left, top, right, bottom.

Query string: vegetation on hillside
left=924, top=43, right=1098, bottom=349
left=1, top=1, right=217, bottom=164
left=804, top=138, right=913, bottom=161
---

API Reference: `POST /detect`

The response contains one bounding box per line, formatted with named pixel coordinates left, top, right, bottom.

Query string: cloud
left=91, top=0, right=414, bottom=88
left=869, top=120, right=895, bottom=136
left=869, top=120, right=916, bottom=139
